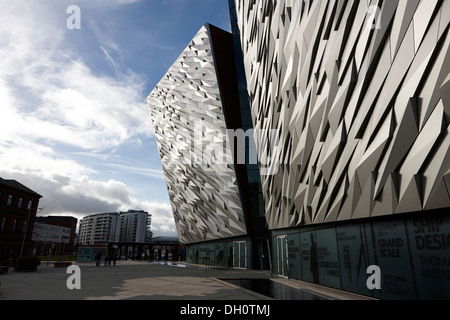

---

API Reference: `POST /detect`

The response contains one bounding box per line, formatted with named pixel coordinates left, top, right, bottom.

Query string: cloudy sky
left=0, top=0, right=232, bottom=237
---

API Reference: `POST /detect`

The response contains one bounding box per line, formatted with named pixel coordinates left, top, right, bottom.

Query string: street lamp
left=19, top=198, right=34, bottom=258
left=19, top=201, right=55, bottom=257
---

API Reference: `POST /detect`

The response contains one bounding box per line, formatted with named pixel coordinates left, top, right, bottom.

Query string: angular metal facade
left=234, top=0, right=450, bottom=230
left=147, top=25, right=248, bottom=244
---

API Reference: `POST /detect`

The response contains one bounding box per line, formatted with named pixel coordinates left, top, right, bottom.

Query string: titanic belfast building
left=148, top=0, right=450, bottom=299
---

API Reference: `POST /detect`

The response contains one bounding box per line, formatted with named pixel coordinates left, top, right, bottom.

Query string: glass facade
left=186, top=237, right=252, bottom=269
left=270, top=208, right=450, bottom=300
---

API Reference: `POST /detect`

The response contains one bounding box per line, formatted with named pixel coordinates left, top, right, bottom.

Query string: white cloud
left=0, top=2, right=153, bottom=152
left=0, top=165, right=176, bottom=236
left=100, top=46, right=123, bottom=75
left=81, top=0, right=141, bottom=5
left=105, top=163, right=165, bottom=180
left=0, top=1, right=175, bottom=237
left=65, top=177, right=131, bottom=206
left=0, top=140, right=91, bottom=181
left=112, top=0, right=142, bottom=5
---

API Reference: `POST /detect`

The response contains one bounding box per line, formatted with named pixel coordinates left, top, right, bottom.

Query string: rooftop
left=0, top=177, right=42, bottom=198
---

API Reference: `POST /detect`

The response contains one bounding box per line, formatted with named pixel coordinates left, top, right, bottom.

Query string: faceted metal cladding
left=234, top=0, right=450, bottom=229
left=147, top=25, right=247, bottom=244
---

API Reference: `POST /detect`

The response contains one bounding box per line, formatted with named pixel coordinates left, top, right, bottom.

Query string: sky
left=0, top=0, right=233, bottom=237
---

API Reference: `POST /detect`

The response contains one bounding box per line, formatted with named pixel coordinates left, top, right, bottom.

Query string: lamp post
left=19, top=201, right=54, bottom=258
left=19, top=198, right=34, bottom=258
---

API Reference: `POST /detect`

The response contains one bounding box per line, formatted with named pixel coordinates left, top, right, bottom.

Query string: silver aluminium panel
left=235, top=0, right=450, bottom=229
left=147, top=25, right=247, bottom=244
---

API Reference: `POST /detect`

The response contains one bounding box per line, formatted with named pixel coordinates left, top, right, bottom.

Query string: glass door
left=277, top=236, right=289, bottom=278
left=233, top=241, right=248, bottom=269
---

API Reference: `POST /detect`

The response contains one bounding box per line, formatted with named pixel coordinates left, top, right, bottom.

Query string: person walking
left=104, top=254, right=109, bottom=266
left=95, top=252, right=102, bottom=267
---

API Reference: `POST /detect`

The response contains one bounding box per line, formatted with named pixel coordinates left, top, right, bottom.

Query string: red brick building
left=0, top=178, right=42, bottom=264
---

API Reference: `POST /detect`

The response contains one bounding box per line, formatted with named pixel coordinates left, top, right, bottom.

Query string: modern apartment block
left=233, top=0, right=450, bottom=299
left=118, top=210, right=153, bottom=243
left=78, top=210, right=152, bottom=246
left=148, top=0, right=449, bottom=299
left=78, top=212, right=120, bottom=246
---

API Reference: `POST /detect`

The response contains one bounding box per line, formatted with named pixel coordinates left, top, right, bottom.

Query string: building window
left=18, top=197, right=23, bottom=208
left=28, top=200, right=33, bottom=210
left=7, top=195, right=13, bottom=206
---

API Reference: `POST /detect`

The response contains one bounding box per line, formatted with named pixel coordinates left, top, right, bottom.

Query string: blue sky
left=0, top=0, right=232, bottom=236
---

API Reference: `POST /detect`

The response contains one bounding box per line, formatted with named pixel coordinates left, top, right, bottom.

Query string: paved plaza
left=0, top=260, right=372, bottom=301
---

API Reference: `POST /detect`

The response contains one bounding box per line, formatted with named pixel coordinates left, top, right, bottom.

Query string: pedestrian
left=95, top=252, right=102, bottom=267
left=108, top=254, right=111, bottom=266
left=113, top=252, right=118, bottom=266
left=104, top=254, right=109, bottom=266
